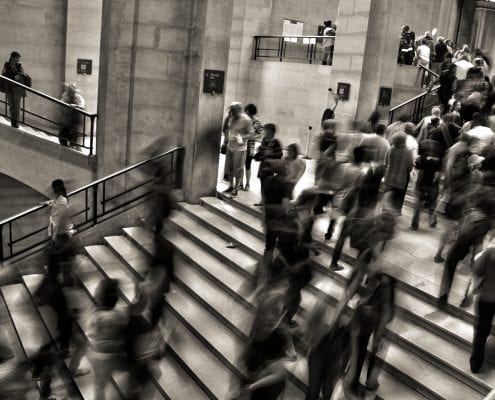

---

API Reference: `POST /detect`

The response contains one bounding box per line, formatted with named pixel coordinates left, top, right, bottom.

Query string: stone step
left=80, top=247, right=210, bottom=400
left=172, top=203, right=493, bottom=397
left=213, top=192, right=465, bottom=307
left=0, top=282, right=83, bottom=399
left=0, top=290, right=25, bottom=378
left=195, top=198, right=480, bottom=340
left=124, top=225, right=436, bottom=400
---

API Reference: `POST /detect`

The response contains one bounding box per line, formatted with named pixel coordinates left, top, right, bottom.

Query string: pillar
left=182, top=0, right=235, bottom=202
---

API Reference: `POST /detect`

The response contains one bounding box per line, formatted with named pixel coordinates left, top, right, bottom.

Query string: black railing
left=0, top=75, right=97, bottom=155
left=253, top=35, right=335, bottom=64
left=0, top=146, right=185, bottom=262
left=418, top=64, right=440, bottom=88
left=388, top=85, right=440, bottom=124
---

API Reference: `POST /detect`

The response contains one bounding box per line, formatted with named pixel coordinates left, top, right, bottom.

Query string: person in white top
left=416, top=39, right=431, bottom=68
left=455, top=55, right=474, bottom=80
left=284, top=143, right=306, bottom=197
left=467, top=113, right=495, bottom=154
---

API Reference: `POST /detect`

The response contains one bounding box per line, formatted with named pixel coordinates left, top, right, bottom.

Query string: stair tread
left=195, top=198, right=478, bottom=346
left=76, top=254, right=208, bottom=400
left=170, top=205, right=492, bottom=397
left=104, top=235, right=150, bottom=278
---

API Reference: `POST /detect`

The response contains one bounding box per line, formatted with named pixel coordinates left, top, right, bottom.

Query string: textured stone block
left=354, top=0, right=371, bottom=14
left=346, top=14, right=370, bottom=34
left=134, top=48, right=168, bottom=79
left=137, top=25, right=157, bottom=48
left=350, top=54, right=364, bottom=71
left=158, top=27, right=190, bottom=53
left=331, top=54, right=352, bottom=70
left=338, top=0, right=355, bottom=15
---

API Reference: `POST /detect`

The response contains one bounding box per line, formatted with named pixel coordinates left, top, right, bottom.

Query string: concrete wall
left=65, top=0, right=103, bottom=114
left=0, top=124, right=95, bottom=195
left=97, top=0, right=201, bottom=177
left=246, top=61, right=332, bottom=157
left=0, top=0, right=67, bottom=125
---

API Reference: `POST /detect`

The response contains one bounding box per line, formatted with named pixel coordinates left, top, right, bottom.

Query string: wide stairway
left=2, top=192, right=495, bottom=399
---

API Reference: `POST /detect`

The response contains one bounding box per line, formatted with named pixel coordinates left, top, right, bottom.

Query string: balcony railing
left=0, top=146, right=185, bottom=262
left=253, top=35, right=335, bottom=64
left=0, top=75, right=98, bottom=155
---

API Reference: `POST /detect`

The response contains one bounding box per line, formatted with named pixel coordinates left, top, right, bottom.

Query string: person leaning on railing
left=1, top=51, right=31, bottom=128
left=60, top=83, right=86, bottom=148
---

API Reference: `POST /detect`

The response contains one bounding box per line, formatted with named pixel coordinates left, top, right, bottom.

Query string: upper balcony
left=252, top=35, right=335, bottom=65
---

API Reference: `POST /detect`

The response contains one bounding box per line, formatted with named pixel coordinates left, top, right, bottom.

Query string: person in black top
left=2, top=51, right=24, bottom=128
left=429, top=63, right=457, bottom=114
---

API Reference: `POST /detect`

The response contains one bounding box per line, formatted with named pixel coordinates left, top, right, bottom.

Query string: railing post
left=175, top=148, right=184, bottom=189
left=253, top=37, right=258, bottom=60
left=92, top=184, right=98, bottom=225
left=89, top=115, right=96, bottom=156
left=22, top=96, right=25, bottom=123
left=0, top=224, right=4, bottom=263
left=278, top=37, right=283, bottom=62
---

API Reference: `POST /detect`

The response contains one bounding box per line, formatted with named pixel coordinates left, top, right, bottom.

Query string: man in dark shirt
left=426, top=113, right=460, bottom=159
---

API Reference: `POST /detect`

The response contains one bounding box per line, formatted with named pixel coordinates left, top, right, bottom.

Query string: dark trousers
left=411, top=186, right=437, bottom=228
left=386, top=186, right=407, bottom=213
left=330, top=217, right=352, bottom=267
left=349, top=332, right=379, bottom=392
left=6, top=89, right=21, bottom=125
left=471, top=299, right=495, bottom=370
left=440, top=219, right=490, bottom=299
left=306, top=331, right=350, bottom=400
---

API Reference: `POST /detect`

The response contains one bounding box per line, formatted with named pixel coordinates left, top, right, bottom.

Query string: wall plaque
left=337, top=82, right=350, bottom=101
left=203, top=69, right=225, bottom=94
left=378, top=87, right=392, bottom=106
left=77, top=59, right=92, bottom=75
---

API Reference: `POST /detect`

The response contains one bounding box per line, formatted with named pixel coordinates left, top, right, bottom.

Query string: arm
left=245, top=360, right=288, bottom=392
left=473, top=251, right=488, bottom=277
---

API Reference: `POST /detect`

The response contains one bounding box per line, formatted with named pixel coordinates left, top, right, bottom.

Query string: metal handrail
left=389, top=85, right=440, bottom=113
left=418, top=64, right=440, bottom=79
left=0, top=75, right=97, bottom=117
left=0, top=146, right=185, bottom=261
left=0, top=75, right=98, bottom=154
left=254, top=35, right=335, bottom=39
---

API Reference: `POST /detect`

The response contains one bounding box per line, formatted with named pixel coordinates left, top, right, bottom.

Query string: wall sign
left=378, top=87, right=392, bottom=106
left=203, top=69, right=225, bottom=94
left=337, top=82, right=350, bottom=101
left=77, top=59, right=92, bottom=75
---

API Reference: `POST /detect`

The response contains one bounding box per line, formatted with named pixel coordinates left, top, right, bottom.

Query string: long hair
left=51, top=179, right=67, bottom=198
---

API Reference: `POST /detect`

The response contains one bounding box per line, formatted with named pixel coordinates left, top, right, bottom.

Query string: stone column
left=328, top=0, right=373, bottom=125
left=182, top=0, right=235, bottom=202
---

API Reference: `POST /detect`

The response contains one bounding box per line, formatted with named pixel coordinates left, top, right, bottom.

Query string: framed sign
left=203, top=69, right=225, bottom=94
left=378, top=87, right=392, bottom=106
left=337, top=82, right=350, bottom=101
left=77, top=59, right=92, bottom=75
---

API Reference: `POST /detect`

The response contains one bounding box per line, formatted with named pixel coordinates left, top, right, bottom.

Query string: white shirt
left=468, top=125, right=495, bottom=154
left=416, top=45, right=430, bottom=64
left=455, top=59, right=474, bottom=80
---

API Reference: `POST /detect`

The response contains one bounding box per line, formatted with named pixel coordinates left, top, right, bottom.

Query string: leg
left=471, top=299, right=495, bottom=372
left=411, top=190, right=422, bottom=230
left=224, top=149, right=234, bottom=191
left=244, top=155, right=252, bottom=190
left=330, top=217, right=351, bottom=269
left=349, top=332, right=372, bottom=392
left=305, top=349, right=326, bottom=400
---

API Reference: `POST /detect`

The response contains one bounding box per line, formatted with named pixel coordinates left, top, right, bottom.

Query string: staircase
left=2, top=192, right=495, bottom=399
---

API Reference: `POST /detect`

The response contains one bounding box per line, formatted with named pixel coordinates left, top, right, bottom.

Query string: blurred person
left=441, top=52, right=454, bottom=73
left=359, top=123, right=390, bottom=165
left=385, top=113, right=408, bottom=141
left=450, top=100, right=462, bottom=124
left=243, top=103, right=263, bottom=191
left=438, top=178, right=494, bottom=308
left=223, top=102, right=254, bottom=196
left=254, top=123, right=283, bottom=205
left=410, top=134, right=442, bottom=230
left=404, top=122, right=419, bottom=161
left=359, top=110, right=382, bottom=134
left=345, top=270, right=396, bottom=398
left=470, top=239, right=495, bottom=373
left=455, top=54, right=474, bottom=80
left=384, top=132, right=413, bottom=214
left=467, top=112, right=495, bottom=154
left=415, top=106, right=442, bottom=142
left=43, top=179, right=77, bottom=287
left=416, top=39, right=431, bottom=76
left=433, top=36, right=449, bottom=74
left=322, top=21, right=336, bottom=66
left=234, top=290, right=296, bottom=399
left=328, top=146, right=368, bottom=271
left=284, top=143, right=306, bottom=197
left=87, top=279, right=130, bottom=400
left=398, top=32, right=415, bottom=65
left=429, top=63, right=457, bottom=114
left=2, top=51, right=29, bottom=128
left=59, top=83, right=85, bottom=148
left=454, top=44, right=471, bottom=63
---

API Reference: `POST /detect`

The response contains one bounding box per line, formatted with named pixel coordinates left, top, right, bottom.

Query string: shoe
left=410, top=224, right=418, bottom=231
left=226, top=242, right=237, bottom=249
left=254, top=202, right=263, bottom=206
left=322, top=61, right=327, bottom=65
left=366, top=376, right=380, bottom=391
left=330, top=264, right=344, bottom=272
left=11, top=121, right=19, bottom=128
left=324, top=233, right=332, bottom=241
left=437, top=294, right=448, bottom=309
left=231, top=189, right=238, bottom=197
left=470, top=358, right=483, bottom=374
left=71, top=368, right=91, bottom=377
left=223, top=186, right=234, bottom=193
left=243, top=185, right=250, bottom=191
left=460, top=294, right=473, bottom=309
left=434, top=254, right=445, bottom=263
left=313, top=208, right=325, bottom=215
left=223, top=175, right=229, bottom=182
left=429, top=216, right=437, bottom=228
left=288, top=319, right=298, bottom=328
